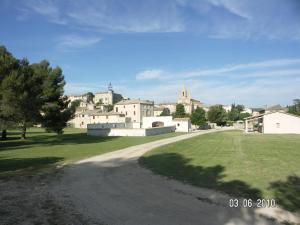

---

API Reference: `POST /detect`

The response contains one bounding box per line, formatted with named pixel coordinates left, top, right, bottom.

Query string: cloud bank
left=18, top=0, right=300, bottom=40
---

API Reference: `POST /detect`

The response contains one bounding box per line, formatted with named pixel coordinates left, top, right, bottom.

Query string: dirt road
left=50, top=130, right=294, bottom=225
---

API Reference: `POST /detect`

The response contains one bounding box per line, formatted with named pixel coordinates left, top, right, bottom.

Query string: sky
left=1, top=0, right=300, bottom=107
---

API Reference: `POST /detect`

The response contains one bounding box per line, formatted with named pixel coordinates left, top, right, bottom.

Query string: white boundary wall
left=88, top=126, right=176, bottom=137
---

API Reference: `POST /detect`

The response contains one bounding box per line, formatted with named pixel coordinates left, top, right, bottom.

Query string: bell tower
left=108, top=82, right=113, bottom=92
left=178, top=85, right=191, bottom=104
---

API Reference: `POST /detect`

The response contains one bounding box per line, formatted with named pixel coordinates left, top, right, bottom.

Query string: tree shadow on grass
left=269, top=175, right=300, bottom=212
left=0, top=133, right=119, bottom=151
left=140, top=153, right=262, bottom=199
left=0, top=157, right=64, bottom=174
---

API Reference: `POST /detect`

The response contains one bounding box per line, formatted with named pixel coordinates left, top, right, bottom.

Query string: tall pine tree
left=32, top=60, right=76, bottom=134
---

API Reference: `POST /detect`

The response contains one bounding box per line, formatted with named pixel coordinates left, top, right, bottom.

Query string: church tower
left=177, top=86, right=191, bottom=104
left=108, top=82, right=113, bottom=92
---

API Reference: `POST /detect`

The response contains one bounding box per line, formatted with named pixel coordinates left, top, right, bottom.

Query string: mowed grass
left=0, top=127, right=182, bottom=177
left=140, top=130, right=300, bottom=212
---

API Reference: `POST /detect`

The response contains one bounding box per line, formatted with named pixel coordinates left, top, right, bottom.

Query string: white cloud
left=57, top=34, right=101, bottom=49
left=182, top=58, right=300, bottom=78
left=136, top=70, right=167, bottom=80
left=127, top=58, right=300, bottom=106
left=207, top=0, right=253, bottom=20
left=119, top=76, right=300, bottom=107
left=23, top=0, right=67, bottom=24
left=17, top=0, right=300, bottom=40
left=20, top=0, right=184, bottom=33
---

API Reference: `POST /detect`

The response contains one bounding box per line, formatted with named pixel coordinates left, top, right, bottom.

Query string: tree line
left=0, top=46, right=76, bottom=139
left=167, top=99, right=300, bottom=129
left=161, top=103, right=251, bottom=128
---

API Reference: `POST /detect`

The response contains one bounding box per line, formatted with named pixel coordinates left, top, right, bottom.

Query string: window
left=177, top=123, right=180, bottom=126
left=134, top=105, right=135, bottom=108
left=276, top=123, right=280, bottom=128
left=106, top=115, right=108, bottom=119
left=116, top=107, right=118, bottom=112
left=93, top=116, right=95, bottom=119
left=124, top=105, right=125, bottom=108
left=134, top=111, right=136, bottom=115
left=126, top=112, right=128, bottom=116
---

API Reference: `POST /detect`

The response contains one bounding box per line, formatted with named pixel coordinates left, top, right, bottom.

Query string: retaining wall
left=87, top=126, right=175, bottom=137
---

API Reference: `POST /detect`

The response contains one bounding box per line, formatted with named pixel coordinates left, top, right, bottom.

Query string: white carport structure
left=245, top=112, right=300, bottom=134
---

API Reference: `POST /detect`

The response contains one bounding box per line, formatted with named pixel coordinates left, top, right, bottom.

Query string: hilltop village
left=67, top=83, right=298, bottom=136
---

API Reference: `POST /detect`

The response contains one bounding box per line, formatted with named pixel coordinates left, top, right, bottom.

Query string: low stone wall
left=87, top=123, right=126, bottom=129
left=87, top=126, right=175, bottom=137
left=145, top=126, right=176, bottom=136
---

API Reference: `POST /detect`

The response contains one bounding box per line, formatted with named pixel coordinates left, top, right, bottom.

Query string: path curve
left=51, top=129, right=296, bottom=225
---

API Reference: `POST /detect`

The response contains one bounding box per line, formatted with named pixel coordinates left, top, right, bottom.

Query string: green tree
left=236, top=104, right=245, bottom=113
left=207, top=104, right=227, bottom=126
left=32, top=60, right=76, bottom=134
left=41, top=99, right=77, bottom=134
left=288, top=99, right=300, bottom=116
left=240, top=112, right=251, bottom=120
left=0, top=46, right=19, bottom=139
left=106, top=104, right=114, bottom=112
left=1, top=59, right=44, bottom=139
left=174, top=103, right=186, bottom=118
left=191, top=107, right=207, bottom=128
left=0, top=119, right=17, bottom=139
left=0, top=47, right=75, bottom=138
left=228, top=104, right=247, bottom=121
left=228, top=108, right=239, bottom=121
left=160, top=108, right=170, bottom=116
left=96, top=99, right=103, bottom=106
left=85, top=92, right=94, bottom=103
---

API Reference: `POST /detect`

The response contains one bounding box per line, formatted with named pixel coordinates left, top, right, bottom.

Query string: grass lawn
left=140, top=130, right=300, bottom=212
left=0, top=127, right=182, bottom=177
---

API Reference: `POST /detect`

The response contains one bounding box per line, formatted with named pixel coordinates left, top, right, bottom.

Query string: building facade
left=93, top=90, right=123, bottom=105
left=114, top=99, right=154, bottom=127
left=159, top=86, right=204, bottom=115
left=70, top=110, right=126, bottom=128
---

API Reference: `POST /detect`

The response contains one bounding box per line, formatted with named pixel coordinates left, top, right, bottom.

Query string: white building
left=245, top=112, right=300, bottom=134
left=114, top=99, right=154, bottom=128
left=93, top=90, right=123, bottom=105
left=159, top=103, right=177, bottom=114
left=173, top=118, right=192, bottom=132
left=68, top=95, right=87, bottom=102
left=68, top=83, right=123, bottom=107
left=70, top=110, right=126, bottom=128
left=142, top=116, right=191, bottom=132
left=153, top=106, right=165, bottom=117
left=159, top=86, right=204, bottom=115
left=222, top=105, right=232, bottom=112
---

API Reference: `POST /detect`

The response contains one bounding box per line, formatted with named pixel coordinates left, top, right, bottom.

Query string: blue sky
left=1, top=0, right=300, bottom=107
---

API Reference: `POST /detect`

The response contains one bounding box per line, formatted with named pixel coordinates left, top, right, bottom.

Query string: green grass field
left=140, top=130, right=300, bottom=212
left=0, top=127, right=182, bottom=177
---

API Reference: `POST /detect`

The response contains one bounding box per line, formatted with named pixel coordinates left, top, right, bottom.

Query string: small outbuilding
left=142, top=116, right=191, bottom=132
left=245, top=112, right=300, bottom=134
